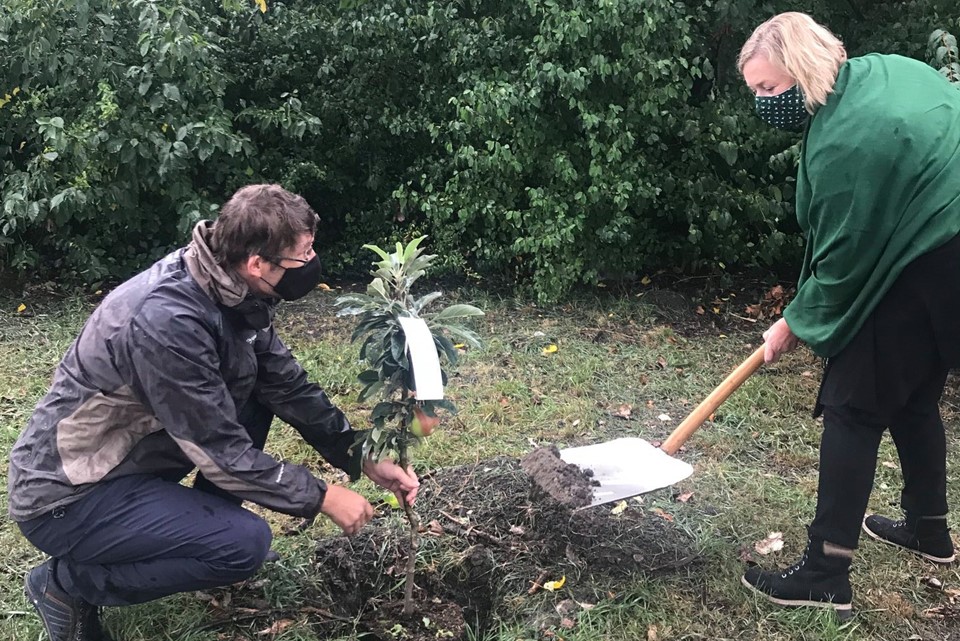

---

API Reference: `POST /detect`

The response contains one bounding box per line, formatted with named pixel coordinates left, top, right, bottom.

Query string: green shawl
left=783, top=53, right=960, bottom=357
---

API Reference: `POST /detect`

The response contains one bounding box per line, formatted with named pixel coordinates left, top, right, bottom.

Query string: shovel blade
left=559, top=437, right=693, bottom=507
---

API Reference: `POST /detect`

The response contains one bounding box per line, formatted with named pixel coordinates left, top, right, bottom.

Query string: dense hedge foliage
left=1, top=0, right=957, bottom=298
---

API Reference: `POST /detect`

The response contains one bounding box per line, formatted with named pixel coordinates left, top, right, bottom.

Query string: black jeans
left=17, top=400, right=276, bottom=606
left=809, top=367, right=949, bottom=549
left=805, top=235, right=960, bottom=549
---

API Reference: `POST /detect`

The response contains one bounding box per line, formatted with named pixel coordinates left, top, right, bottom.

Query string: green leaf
left=162, top=83, right=181, bottom=102
left=363, top=243, right=391, bottom=261
left=434, top=324, right=483, bottom=349
left=718, top=141, right=738, bottom=166
left=358, top=380, right=384, bottom=402
left=401, top=235, right=427, bottom=263
left=368, top=278, right=389, bottom=300
left=371, top=402, right=397, bottom=422
left=412, top=291, right=443, bottom=313
left=357, top=369, right=381, bottom=384
left=433, top=304, right=484, bottom=322
left=49, top=192, right=68, bottom=210
left=335, top=293, right=376, bottom=308
left=433, top=333, right=458, bottom=366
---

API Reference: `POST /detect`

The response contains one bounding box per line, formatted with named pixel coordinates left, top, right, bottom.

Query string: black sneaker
left=862, top=514, right=955, bottom=564
left=741, top=540, right=853, bottom=615
left=24, top=560, right=111, bottom=641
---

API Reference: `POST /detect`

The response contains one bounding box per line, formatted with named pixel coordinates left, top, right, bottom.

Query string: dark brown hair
left=212, top=184, right=319, bottom=266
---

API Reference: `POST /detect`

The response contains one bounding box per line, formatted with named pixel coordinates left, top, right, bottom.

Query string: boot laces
left=73, top=602, right=96, bottom=641
left=780, top=550, right=808, bottom=579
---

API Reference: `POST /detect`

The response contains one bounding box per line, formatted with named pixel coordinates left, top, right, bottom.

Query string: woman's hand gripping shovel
left=559, top=345, right=767, bottom=507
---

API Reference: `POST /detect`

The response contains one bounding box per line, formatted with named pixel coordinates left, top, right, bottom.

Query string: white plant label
left=398, top=316, right=444, bottom=400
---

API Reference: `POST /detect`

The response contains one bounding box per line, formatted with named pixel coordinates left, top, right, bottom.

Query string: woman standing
left=738, top=12, right=960, bottom=613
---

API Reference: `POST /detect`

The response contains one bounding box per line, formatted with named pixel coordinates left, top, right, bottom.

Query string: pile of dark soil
left=307, top=451, right=699, bottom=640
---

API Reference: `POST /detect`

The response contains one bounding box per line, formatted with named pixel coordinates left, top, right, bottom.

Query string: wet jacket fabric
left=784, top=54, right=960, bottom=357
left=8, top=221, right=354, bottom=522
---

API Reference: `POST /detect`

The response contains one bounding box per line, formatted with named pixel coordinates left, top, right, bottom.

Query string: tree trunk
left=400, top=448, right=419, bottom=615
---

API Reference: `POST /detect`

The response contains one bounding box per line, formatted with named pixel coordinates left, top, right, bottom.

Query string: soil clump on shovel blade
left=520, top=445, right=597, bottom=508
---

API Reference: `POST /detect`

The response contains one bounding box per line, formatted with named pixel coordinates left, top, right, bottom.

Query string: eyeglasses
left=266, top=255, right=311, bottom=266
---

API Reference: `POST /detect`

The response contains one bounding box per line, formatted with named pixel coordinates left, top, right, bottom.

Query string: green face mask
left=755, top=85, right=808, bottom=131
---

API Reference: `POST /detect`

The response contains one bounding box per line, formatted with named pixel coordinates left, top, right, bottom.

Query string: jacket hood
left=183, top=221, right=249, bottom=307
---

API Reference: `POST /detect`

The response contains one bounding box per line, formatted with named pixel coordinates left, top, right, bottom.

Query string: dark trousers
left=808, top=368, right=949, bottom=549
left=18, top=400, right=275, bottom=606
left=805, top=235, right=960, bottom=550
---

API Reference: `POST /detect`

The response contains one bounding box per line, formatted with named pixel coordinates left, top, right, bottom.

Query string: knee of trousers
left=212, top=513, right=272, bottom=579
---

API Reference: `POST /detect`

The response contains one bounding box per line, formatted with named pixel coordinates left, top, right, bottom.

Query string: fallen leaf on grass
left=427, top=520, right=444, bottom=536
left=641, top=275, right=652, bottom=285
left=610, top=500, right=628, bottom=515
left=612, top=404, right=632, bottom=419
left=754, top=531, right=785, bottom=555
left=560, top=618, right=576, bottom=629
left=657, top=413, right=672, bottom=422
left=647, top=624, right=659, bottom=641
left=651, top=508, right=674, bottom=522
left=923, top=605, right=960, bottom=618
left=881, top=461, right=898, bottom=469
left=257, top=619, right=295, bottom=636
left=695, top=306, right=705, bottom=315
left=17, top=303, right=26, bottom=313
left=674, top=491, right=694, bottom=503
left=656, top=356, right=667, bottom=369
left=543, top=576, right=566, bottom=592
left=382, top=493, right=401, bottom=509
left=555, top=600, right=578, bottom=616
left=509, top=524, right=526, bottom=536
left=923, top=576, right=944, bottom=591
left=543, top=344, right=558, bottom=355
left=317, top=282, right=332, bottom=291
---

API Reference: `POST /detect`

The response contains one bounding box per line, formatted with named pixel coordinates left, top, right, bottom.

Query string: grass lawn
left=2, top=283, right=960, bottom=640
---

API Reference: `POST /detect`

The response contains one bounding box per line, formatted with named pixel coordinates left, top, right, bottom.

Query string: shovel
left=560, top=345, right=766, bottom=507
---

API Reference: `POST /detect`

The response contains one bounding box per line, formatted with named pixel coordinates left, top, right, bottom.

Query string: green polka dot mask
left=755, top=85, right=808, bottom=131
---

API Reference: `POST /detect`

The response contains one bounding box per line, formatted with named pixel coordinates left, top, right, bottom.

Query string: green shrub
left=0, top=0, right=955, bottom=298
left=0, top=0, right=255, bottom=282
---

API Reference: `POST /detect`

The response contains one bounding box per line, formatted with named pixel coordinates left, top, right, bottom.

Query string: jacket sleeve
left=122, top=306, right=328, bottom=519
left=252, top=326, right=356, bottom=473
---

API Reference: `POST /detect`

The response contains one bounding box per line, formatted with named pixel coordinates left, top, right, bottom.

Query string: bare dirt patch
left=304, top=456, right=699, bottom=639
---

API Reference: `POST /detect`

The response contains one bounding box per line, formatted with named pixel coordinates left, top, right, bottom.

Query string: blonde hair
left=738, top=12, right=847, bottom=113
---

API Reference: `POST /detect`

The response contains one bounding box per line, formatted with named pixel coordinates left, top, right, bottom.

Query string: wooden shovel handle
left=659, top=345, right=766, bottom=455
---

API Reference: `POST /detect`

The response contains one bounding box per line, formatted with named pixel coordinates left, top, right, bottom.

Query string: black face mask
left=261, top=255, right=321, bottom=301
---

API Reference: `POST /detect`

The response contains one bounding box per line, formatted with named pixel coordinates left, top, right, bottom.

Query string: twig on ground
left=188, top=607, right=353, bottom=633
left=439, top=510, right=505, bottom=545
left=527, top=570, right=549, bottom=595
